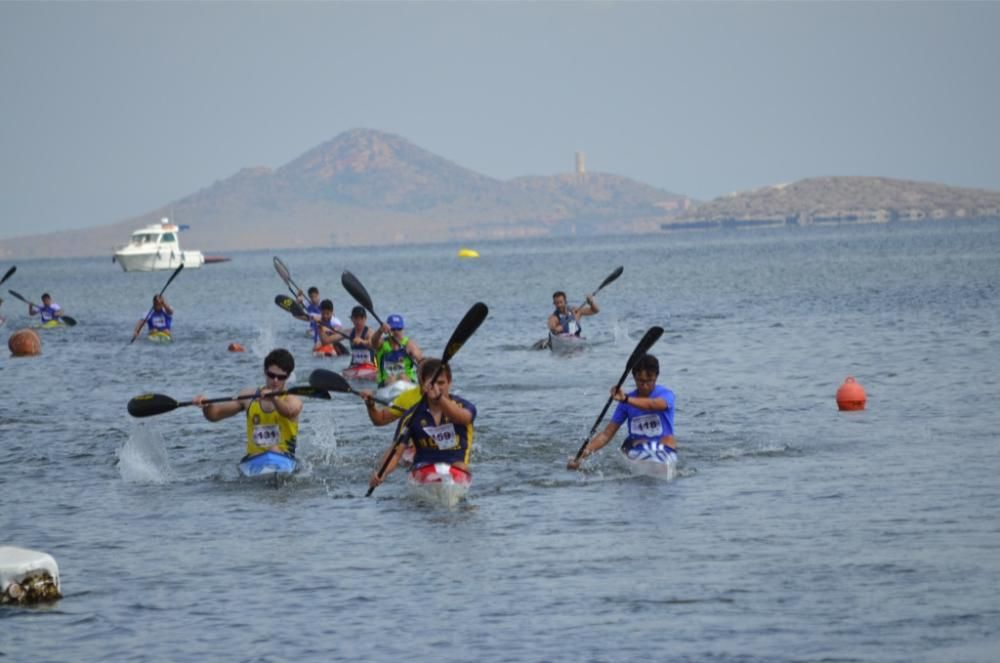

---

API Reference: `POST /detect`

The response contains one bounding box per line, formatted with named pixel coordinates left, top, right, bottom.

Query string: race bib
left=423, top=423, right=457, bottom=450
left=252, top=424, right=280, bottom=447
left=384, top=360, right=405, bottom=377
left=351, top=349, right=370, bottom=365
left=629, top=413, right=663, bottom=438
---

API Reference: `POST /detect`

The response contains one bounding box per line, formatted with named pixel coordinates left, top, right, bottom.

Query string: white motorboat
left=113, top=218, right=205, bottom=272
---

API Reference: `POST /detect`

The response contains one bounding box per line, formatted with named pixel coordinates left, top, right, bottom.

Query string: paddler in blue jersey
left=295, top=286, right=323, bottom=328
left=133, top=294, right=173, bottom=340
left=28, top=293, right=65, bottom=325
left=313, top=299, right=348, bottom=356
left=548, top=290, right=599, bottom=337
left=192, top=348, right=302, bottom=460
left=371, top=313, right=423, bottom=386
left=568, top=353, right=676, bottom=470
left=368, top=357, right=476, bottom=491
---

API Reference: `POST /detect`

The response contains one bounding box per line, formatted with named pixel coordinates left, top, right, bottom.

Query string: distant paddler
left=8, top=290, right=77, bottom=327
left=342, top=305, right=378, bottom=383
left=371, top=313, right=423, bottom=387
left=133, top=294, right=173, bottom=343
left=313, top=299, right=349, bottom=356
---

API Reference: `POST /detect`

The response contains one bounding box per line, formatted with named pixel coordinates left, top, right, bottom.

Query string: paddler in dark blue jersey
left=133, top=294, right=173, bottom=339
left=548, top=290, right=599, bottom=337
left=346, top=305, right=376, bottom=367
left=367, top=358, right=476, bottom=491
left=568, top=353, right=676, bottom=470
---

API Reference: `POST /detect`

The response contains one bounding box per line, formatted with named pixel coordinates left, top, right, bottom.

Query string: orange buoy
left=8, top=328, right=42, bottom=357
left=228, top=342, right=245, bottom=352
left=836, top=376, right=867, bottom=411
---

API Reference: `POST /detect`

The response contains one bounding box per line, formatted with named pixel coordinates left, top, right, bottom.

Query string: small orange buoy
left=228, top=342, right=245, bottom=353
left=836, top=376, right=867, bottom=411
left=8, top=328, right=42, bottom=357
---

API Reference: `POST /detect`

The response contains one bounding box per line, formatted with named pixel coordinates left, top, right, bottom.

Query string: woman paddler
left=367, top=358, right=476, bottom=491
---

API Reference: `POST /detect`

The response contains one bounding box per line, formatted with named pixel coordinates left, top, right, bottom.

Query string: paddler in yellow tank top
left=192, top=349, right=303, bottom=458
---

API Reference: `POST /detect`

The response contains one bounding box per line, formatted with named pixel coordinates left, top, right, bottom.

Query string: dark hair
left=320, top=299, right=334, bottom=312
left=41, top=293, right=51, bottom=300
left=632, top=353, right=660, bottom=376
left=418, top=357, right=451, bottom=383
left=552, top=291, right=567, bottom=300
left=264, top=348, right=295, bottom=374
left=307, top=287, right=319, bottom=296
left=351, top=305, right=366, bottom=318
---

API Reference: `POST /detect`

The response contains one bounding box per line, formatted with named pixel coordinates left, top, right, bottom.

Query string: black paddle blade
left=624, top=326, right=664, bottom=373
left=274, top=294, right=306, bottom=318
left=308, top=369, right=353, bottom=394
left=0, top=266, right=15, bottom=287
left=442, top=302, right=489, bottom=364
left=60, top=316, right=78, bottom=327
left=288, top=386, right=332, bottom=400
left=127, top=393, right=179, bottom=417
left=598, top=265, right=624, bottom=291
left=8, top=289, right=31, bottom=306
left=341, top=270, right=382, bottom=325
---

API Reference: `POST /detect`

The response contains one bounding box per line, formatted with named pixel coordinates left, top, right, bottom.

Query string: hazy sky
left=2, top=1, right=999, bottom=239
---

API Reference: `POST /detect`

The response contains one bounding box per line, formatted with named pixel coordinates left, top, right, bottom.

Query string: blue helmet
left=387, top=314, right=405, bottom=329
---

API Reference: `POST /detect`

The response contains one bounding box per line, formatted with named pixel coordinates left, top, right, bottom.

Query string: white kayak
left=619, top=441, right=678, bottom=480
left=376, top=379, right=417, bottom=404
left=407, top=462, right=471, bottom=507
left=548, top=332, right=587, bottom=354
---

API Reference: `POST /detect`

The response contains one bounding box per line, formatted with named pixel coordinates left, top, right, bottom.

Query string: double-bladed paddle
left=129, top=263, right=184, bottom=344
left=308, top=368, right=404, bottom=412
left=367, top=301, right=489, bottom=496
left=341, top=270, right=385, bottom=328
left=8, top=289, right=78, bottom=326
left=572, top=325, right=664, bottom=463
left=534, top=265, right=623, bottom=350
left=127, top=386, right=331, bottom=418
left=275, top=294, right=308, bottom=319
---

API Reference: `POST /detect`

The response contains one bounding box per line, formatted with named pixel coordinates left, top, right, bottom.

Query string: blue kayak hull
left=238, top=451, right=297, bottom=478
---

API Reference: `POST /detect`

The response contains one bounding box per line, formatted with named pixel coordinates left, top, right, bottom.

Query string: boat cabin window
left=132, top=233, right=159, bottom=245
left=161, top=233, right=176, bottom=242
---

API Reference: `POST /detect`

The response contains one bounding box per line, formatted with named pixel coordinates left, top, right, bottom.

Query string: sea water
left=2, top=221, right=999, bottom=661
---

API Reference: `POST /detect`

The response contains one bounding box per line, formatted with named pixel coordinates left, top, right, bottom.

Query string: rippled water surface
left=3, top=222, right=1000, bottom=661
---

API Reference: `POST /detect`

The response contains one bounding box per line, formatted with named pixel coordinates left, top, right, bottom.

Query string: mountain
left=0, top=129, right=687, bottom=259
left=665, top=176, right=1000, bottom=230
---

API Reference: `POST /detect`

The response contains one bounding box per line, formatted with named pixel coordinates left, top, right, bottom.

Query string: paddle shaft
left=128, top=386, right=328, bottom=417
left=573, top=325, right=664, bottom=462
left=131, top=264, right=184, bottom=344
left=274, top=257, right=305, bottom=299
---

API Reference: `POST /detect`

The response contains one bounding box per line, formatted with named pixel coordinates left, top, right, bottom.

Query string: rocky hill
left=665, top=176, right=1000, bottom=230
left=0, top=129, right=686, bottom=259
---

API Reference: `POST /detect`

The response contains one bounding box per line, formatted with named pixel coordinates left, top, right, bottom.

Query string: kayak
left=147, top=330, right=172, bottom=344
left=619, top=440, right=677, bottom=480
left=548, top=332, right=587, bottom=354
left=342, top=362, right=378, bottom=384
left=36, top=320, right=66, bottom=330
left=313, top=342, right=348, bottom=357
left=376, top=379, right=418, bottom=404
left=238, top=451, right=297, bottom=478
left=407, top=462, right=471, bottom=507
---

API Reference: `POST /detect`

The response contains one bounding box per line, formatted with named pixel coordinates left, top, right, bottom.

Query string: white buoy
left=0, top=546, right=62, bottom=604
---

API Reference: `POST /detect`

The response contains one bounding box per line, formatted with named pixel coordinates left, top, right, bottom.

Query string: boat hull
left=343, top=362, right=378, bottom=385
left=407, top=463, right=471, bottom=507
left=238, top=451, right=297, bottom=478
left=619, top=441, right=677, bottom=480
left=114, top=250, right=204, bottom=272
left=146, top=330, right=173, bottom=344
left=376, top=379, right=417, bottom=404
left=548, top=332, right=587, bottom=354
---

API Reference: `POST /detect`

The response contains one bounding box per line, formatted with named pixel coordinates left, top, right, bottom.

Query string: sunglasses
left=265, top=370, right=289, bottom=380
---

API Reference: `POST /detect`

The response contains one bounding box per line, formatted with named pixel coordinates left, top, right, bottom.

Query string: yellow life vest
left=245, top=394, right=298, bottom=457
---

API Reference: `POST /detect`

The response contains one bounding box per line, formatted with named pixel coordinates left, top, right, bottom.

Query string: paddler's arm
left=547, top=312, right=561, bottom=334
left=361, top=390, right=398, bottom=426
left=262, top=390, right=302, bottom=422
left=369, top=438, right=407, bottom=488
left=370, top=323, right=387, bottom=349
left=133, top=318, right=147, bottom=337
left=573, top=295, right=599, bottom=319
left=194, top=387, right=254, bottom=421
left=612, top=387, right=667, bottom=412
left=406, top=338, right=423, bottom=363
left=568, top=421, right=621, bottom=470
left=436, top=395, right=473, bottom=426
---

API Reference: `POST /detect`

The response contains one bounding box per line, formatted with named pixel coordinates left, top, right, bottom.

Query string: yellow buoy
left=457, top=248, right=480, bottom=259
